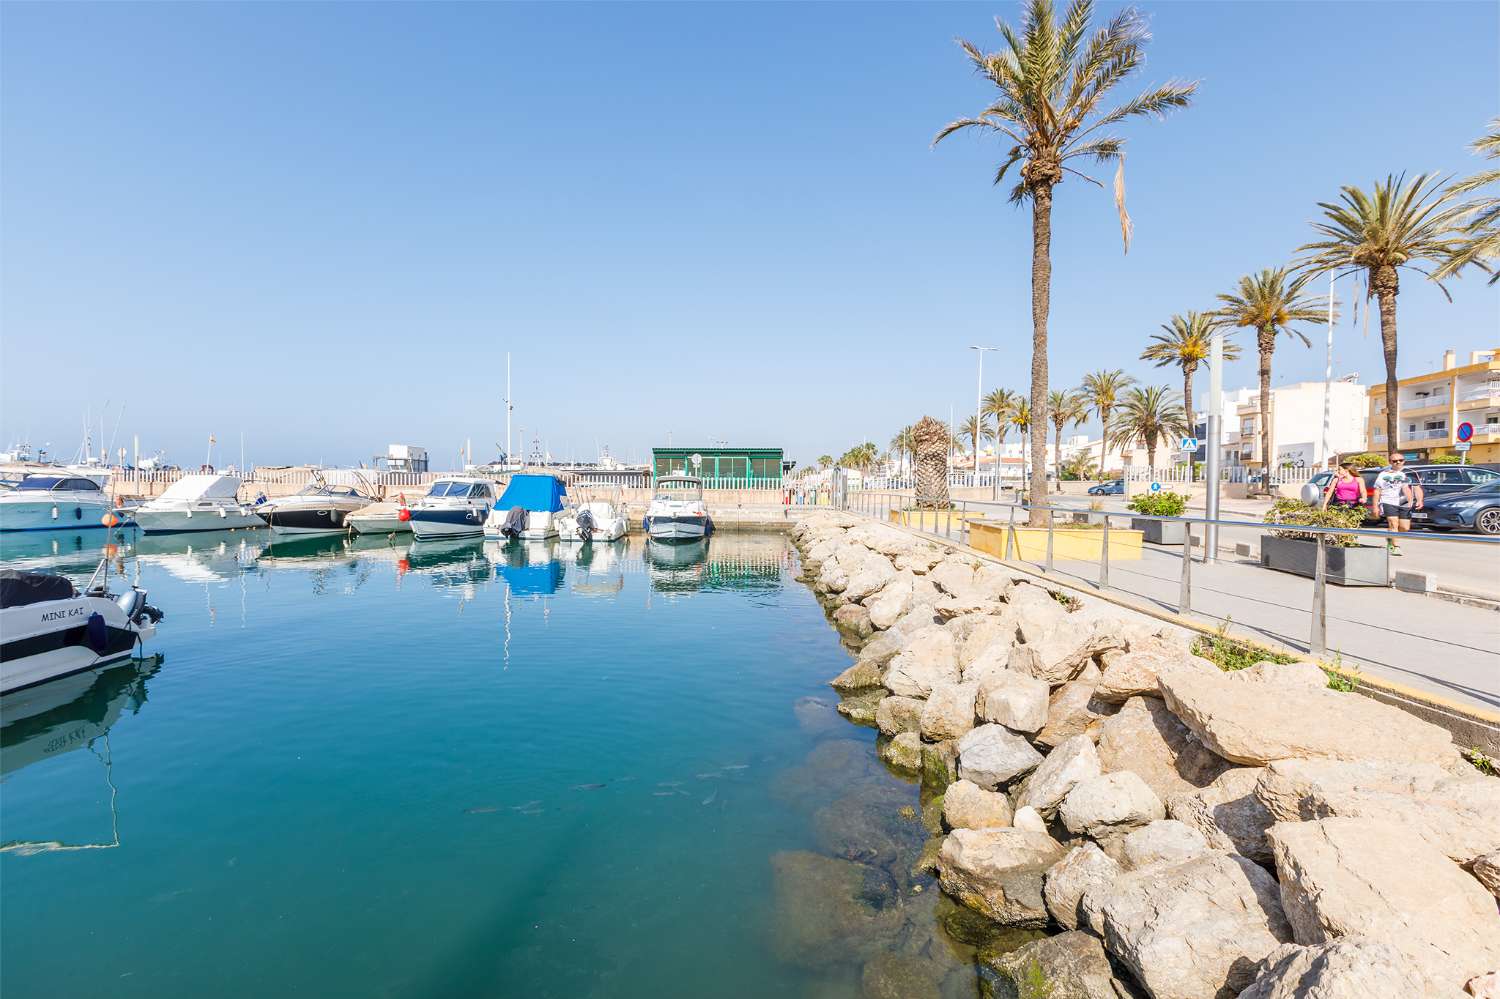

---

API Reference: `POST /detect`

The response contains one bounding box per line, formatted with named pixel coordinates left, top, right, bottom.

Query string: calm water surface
left=1, top=529, right=983, bottom=998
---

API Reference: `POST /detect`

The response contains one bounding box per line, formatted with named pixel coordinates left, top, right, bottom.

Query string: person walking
left=1320, top=462, right=1368, bottom=512
left=1370, top=453, right=1424, bottom=556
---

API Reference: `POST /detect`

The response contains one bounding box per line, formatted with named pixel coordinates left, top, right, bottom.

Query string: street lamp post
left=970, top=346, right=1000, bottom=498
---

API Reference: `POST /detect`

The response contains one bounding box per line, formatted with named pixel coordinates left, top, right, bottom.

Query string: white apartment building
left=1201, top=378, right=1367, bottom=470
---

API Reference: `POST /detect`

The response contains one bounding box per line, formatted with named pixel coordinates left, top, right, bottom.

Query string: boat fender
left=51, top=505, right=59, bottom=520
left=74, top=506, right=83, bottom=520
left=219, top=507, right=227, bottom=517
left=186, top=508, right=193, bottom=518
left=85, top=612, right=109, bottom=654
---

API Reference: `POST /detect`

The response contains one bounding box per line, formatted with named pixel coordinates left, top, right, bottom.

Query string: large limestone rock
left=974, top=669, right=1050, bottom=733
left=1470, top=971, right=1500, bottom=999
left=1156, top=660, right=1455, bottom=767
left=1237, top=939, right=1431, bottom=999
left=1043, top=843, right=1120, bottom=932
left=1010, top=620, right=1126, bottom=687
left=982, top=931, right=1119, bottom=999
left=920, top=681, right=980, bottom=742
left=1059, top=772, right=1165, bottom=838
left=958, top=612, right=1018, bottom=670
left=942, top=778, right=1014, bottom=830
left=1119, top=819, right=1209, bottom=870
left=1093, top=647, right=1210, bottom=703
left=879, top=731, right=923, bottom=772
left=1011, top=805, right=1047, bottom=834
left=1267, top=817, right=1500, bottom=993
left=1005, top=582, right=1071, bottom=632
left=875, top=695, right=925, bottom=736
left=835, top=688, right=883, bottom=726
left=884, top=627, right=959, bottom=697
left=1096, top=695, right=1230, bottom=802
left=855, top=629, right=905, bottom=671
left=921, top=739, right=960, bottom=792
left=936, top=827, right=1065, bottom=926
left=1017, top=734, right=1101, bottom=816
left=831, top=658, right=884, bottom=693
left=1098, top=852, right=1292, bottom=999
left=929, top=558, right=980, bottom=599
left=1473, top=850, right=1500, bottom=898
left=1167, top=767, right=1274, bottom=865
left=832, top=603, right=874, bottom=641
left=769, top=851, right=905, bottom=967
left=843, top=553, right=897, bottom=603
left=866, top=572, right=915, bottom=630
left=1035, top=679, right=1116, bottom=748
left=957, top=724, right=1043, bottom=790
left=816, top=557, right=850, bottom=594
left=1254, top=757, right=1500, bottom=865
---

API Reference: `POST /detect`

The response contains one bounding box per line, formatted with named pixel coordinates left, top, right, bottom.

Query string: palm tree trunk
left=1182, top=369, right=1194, bottom=437
left=1098, top=411, right=1110, bottom=481
left=1028, top=186, right=1053, bottom=524
left=1373, top=266, right=1400, bottom=449
left=1054, top=423, right=1063, bottom=491
left=1257, top=326, right=1276, bottom=497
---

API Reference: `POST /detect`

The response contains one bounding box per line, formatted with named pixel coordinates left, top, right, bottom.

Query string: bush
left=1192, top=621, right=1298, bottom=671
left=1264, top=498, right=1365, bottom=547
left=1127, top=490, right=1188, bottom=517
left=1427, top=454, right=1462, bottom=464
left=1343, top=452, right=1387, bottom=469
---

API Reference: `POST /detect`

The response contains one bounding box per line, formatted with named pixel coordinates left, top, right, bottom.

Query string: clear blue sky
left=3, top=1, right=1496, bottom=470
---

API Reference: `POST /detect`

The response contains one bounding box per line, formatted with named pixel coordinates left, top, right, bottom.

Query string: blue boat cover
left=494, top=474, right=566, bottom=513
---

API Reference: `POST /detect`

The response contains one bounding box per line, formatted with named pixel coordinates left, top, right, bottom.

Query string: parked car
left=1413, top=479, right=1500, bottom=535
left=1298, top=464, right=1500, bottom=517
left=1087, top=479, right=1125, bottom=496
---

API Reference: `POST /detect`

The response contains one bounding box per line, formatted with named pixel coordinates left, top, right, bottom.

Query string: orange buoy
left=101, top=512, right=120, bottom=528
left=103, top=543, right=119, bottom=558
left=398, top=507, right=412, bottom=522
left=397, top=557, right=410, bottom=575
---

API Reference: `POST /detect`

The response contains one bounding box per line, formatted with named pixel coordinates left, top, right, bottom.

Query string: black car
left=1413, top=479, right=1500, bottom=535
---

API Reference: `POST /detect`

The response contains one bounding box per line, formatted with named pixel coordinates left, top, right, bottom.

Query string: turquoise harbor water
left=0, top=529, right=990, bottom=998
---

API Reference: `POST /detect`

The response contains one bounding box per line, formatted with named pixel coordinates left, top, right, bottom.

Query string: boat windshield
left=428, top=481, right=487, bottom=498
left=16, top=477, right=65, bottom=490
left=653, top=479, right=703, bottom=502
left=16, top=476, right=101, bottom=492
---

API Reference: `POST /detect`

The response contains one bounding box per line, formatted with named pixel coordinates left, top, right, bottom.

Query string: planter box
left=888, top=509, right=983, bottom=533
left=1131, top=517, right=1186, bottom=546
left=969, top=520, right=1143, bottom=562
left=1259, top=535, right=1388, bottom=587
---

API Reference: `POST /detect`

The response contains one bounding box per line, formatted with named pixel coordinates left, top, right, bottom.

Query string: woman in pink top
left=1320, top=462, right=1368, bottom=510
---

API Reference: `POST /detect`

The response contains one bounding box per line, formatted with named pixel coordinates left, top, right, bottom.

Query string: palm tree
left=1298, top=173, right=1470, bottom=449
left=960, top=415, right=994, bottom=463
left=889, top=425, right=917, bottom=476
left=1010, top=399, right=1032, bottom=488
left=1213, top=269, right=1325, bottom=491
left=935, top=0, right=1196, bottom=522
left=1109, top=385, right=1187, bottom=469
left=1436, top=120, right=1500, bottom=285
left=1079, top=369, right=1134, bottom=480
left=912, top=416, right=952, bottom=509
left=983, top=388, right=1019, bottom=453
left=1140, top=311, right=1241, bottom=428
left=1047, top=389, right=1088, bottom=490
left=841, top=442, right=879, bottom=472
left=817, top=455, right=833, bottom=471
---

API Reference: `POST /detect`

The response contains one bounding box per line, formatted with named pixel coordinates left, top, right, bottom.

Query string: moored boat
left=256, top=478, right=375, bottom=535
left=132, top=473, right=264, bottom=534
left=643, top=476, right=713, bottom=541
left=408, top=477, right=497, bottom=540
left=0, top=474, right=116, bottom=533
left=556, top=486, right=629, bottom=543
left=483, top=473, right=566, bottom=540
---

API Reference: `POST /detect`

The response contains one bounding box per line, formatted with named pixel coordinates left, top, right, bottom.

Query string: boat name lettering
left=40, top=607, right=89, bottom=622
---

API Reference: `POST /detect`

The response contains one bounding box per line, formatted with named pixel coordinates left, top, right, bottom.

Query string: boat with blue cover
left=484, top=474, right=566, bottom=541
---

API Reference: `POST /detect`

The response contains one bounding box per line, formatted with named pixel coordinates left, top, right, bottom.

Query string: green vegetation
left=1141, top=311, right=1241, bottom=422
left=1050, top=590, right=1081, bottom=611
left=1264, top=498, right=1365, bottom=547
left=1434, top=120, right=1500, bottom=286
left=1463, top=748, right=1497, bottom=778
left=1192, top=621, right=1297, bottom=671
left=1108, top=385, right=1187, bottom=469
left=1048, top=389, right=1088, bottom=489
left=1321, top=655, right=1361, bottom=692
left=1018, top=960, right=1054, bottom=999
left=1343, top=452, right=1387, bottom=469
left=1127, top=490, right=1188, bottom=517
left=1426, top=454, right=1463, bottom=464
left=1079, top=369, right=1135, bottom=480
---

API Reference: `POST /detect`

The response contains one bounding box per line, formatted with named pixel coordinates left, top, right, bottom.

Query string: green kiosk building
left=651, top=447, right=786, bottom=489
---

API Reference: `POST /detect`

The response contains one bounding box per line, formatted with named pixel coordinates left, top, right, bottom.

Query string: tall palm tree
left=1437, top=120, right=1500, bottom=285
left=983, top=388, right=1019, bottom=453
left=1213, top=269, right=1324, bottom=490
left=842, top=442, right=878, bottom=472
left=1140, top=311, right=1241, bottom=427
left=1109, top=385, right=1186, bottom=469
left=1047, top=389, right=1088, bottom=490
left=1079, top=369, right=1134, bottom=479
left=935, top=0, right=1196, bottom=522
left=960, top=415, right=994, bottom=463
left=1298, top=173, right=1470, bottom=449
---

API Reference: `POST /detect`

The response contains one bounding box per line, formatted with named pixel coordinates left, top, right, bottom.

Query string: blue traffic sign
left=1179, top=436, right=1199, bottom=451
left=1457, top=422, right=1474, bottom=443
left=1150, top=481, right=1162, bottom=492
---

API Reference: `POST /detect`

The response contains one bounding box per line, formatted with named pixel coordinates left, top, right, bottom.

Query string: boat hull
left=646, top=515, right=710, bottom=541
left=0, top=499, right=114, bottom=533
left=409, top=508, right=489, bottom=539
left=259, top=507, right=356, bottom=535
left=0, top=595, right=155, bottom=695
left=348, top=514, right=409, bottom=535
left=133, top=508, right=265, bottom=534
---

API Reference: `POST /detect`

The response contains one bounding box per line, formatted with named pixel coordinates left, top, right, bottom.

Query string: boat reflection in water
left=641, top=534, right=786, bottom=595
left=487, top=538, right=565, bottom=597
left=401, top=537, right=493, bottom=599
left=0, top=528, right=134, bottom=579
left=1, top=656, right=163, bottom=855
left=558, top=538, right=626, bottom=598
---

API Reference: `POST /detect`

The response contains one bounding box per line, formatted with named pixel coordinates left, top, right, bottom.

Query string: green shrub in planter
left=1264, top=499, right=1364, bottom=547
left=1343, top=452, right=1386, bottom=469
left=1127, top=491, right=1188, bottom=517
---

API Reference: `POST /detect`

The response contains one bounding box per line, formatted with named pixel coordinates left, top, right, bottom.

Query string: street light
left=970, top=346, right=1001, bottom=494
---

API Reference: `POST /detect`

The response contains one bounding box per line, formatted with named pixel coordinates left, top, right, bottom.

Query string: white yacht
left=483, top=473, right=566, bottom=540
left=346, top=501, right=412, bottom=536
left=643, top=476, right=713, bottom=541
left=255, top=478, right=375, bottom=535
left=408, top=477, right=497, bottom=540
left=0, top=474, right=116, bottom=533
left=0, top=560, right=162, bottom=695
left=556, top=486, right=629, bottom=543
left=131, top=473, right=263, bottom=534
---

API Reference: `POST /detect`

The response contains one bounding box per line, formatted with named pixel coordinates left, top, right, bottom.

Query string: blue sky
left=3, top=1, right=1496, bottom=470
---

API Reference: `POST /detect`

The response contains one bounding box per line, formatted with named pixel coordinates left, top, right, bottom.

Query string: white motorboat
left=346, top=501, right=412, bottom=535
left=0, top=560, right=162, bottom=695
left=255, top=478, right=375, bottom=535
left=643, top=476, right=713, bottom=541
left=556, top=486, right=629, bottom=543
left=131, top=473, right=263, bottom=534
left=483, top=473, right=566, bottom=540
left=408, top=477, right=497, bottom=540
left=0, top=473, right=116, bottom=533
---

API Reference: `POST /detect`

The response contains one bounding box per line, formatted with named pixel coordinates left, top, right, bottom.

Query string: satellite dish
left=690, top=453, right=703, bottom=470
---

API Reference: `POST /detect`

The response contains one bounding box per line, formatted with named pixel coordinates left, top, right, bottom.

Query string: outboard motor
left=576, top=508, right=595, bottom=543
left=116, top=588, right=144, bottom=620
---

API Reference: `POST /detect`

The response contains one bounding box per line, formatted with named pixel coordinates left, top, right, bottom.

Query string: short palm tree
left=934, top=0, right=1196, bottom=521
left=1047, top=390, right=1088, bottom=490
left=1109, top=385, right=1186, bottom=469
left=817, top=455, right=833, bottom=471
left=1079, top=369, right=1134, bottom=479
left=1437, top=120, right=1500, bottom=285
left=889, top=425, right=917, bottom=476
left=912, top=416, right=952, bottom=509
left=1010, top=399, right=1032, bottom=487
left=960, top=415, right=994, bottom=465
left=841, top=442, right=878, bottom=472
left=1213, top=269, right=1324, bottom=490
left=1140, top=311, right=1241, bottom=426
left=1298, top=173, right=1470, bottom=449
left=983, top=388, right=1019, bottom=453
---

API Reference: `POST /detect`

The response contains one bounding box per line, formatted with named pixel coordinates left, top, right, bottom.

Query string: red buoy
left=101, top=512, right=120, bottom=528
left=398, top=507, right=412, bottom=522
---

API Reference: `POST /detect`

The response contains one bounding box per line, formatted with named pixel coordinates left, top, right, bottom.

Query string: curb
left=871, top=519, right=1500, bottom=758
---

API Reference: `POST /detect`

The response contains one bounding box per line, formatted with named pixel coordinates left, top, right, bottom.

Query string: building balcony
left=1399, top=427, right=1451, bottom=444
left=1398, top=400, right=1451, bottom=419
left=1456, top=389, right=1500, bottom=410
